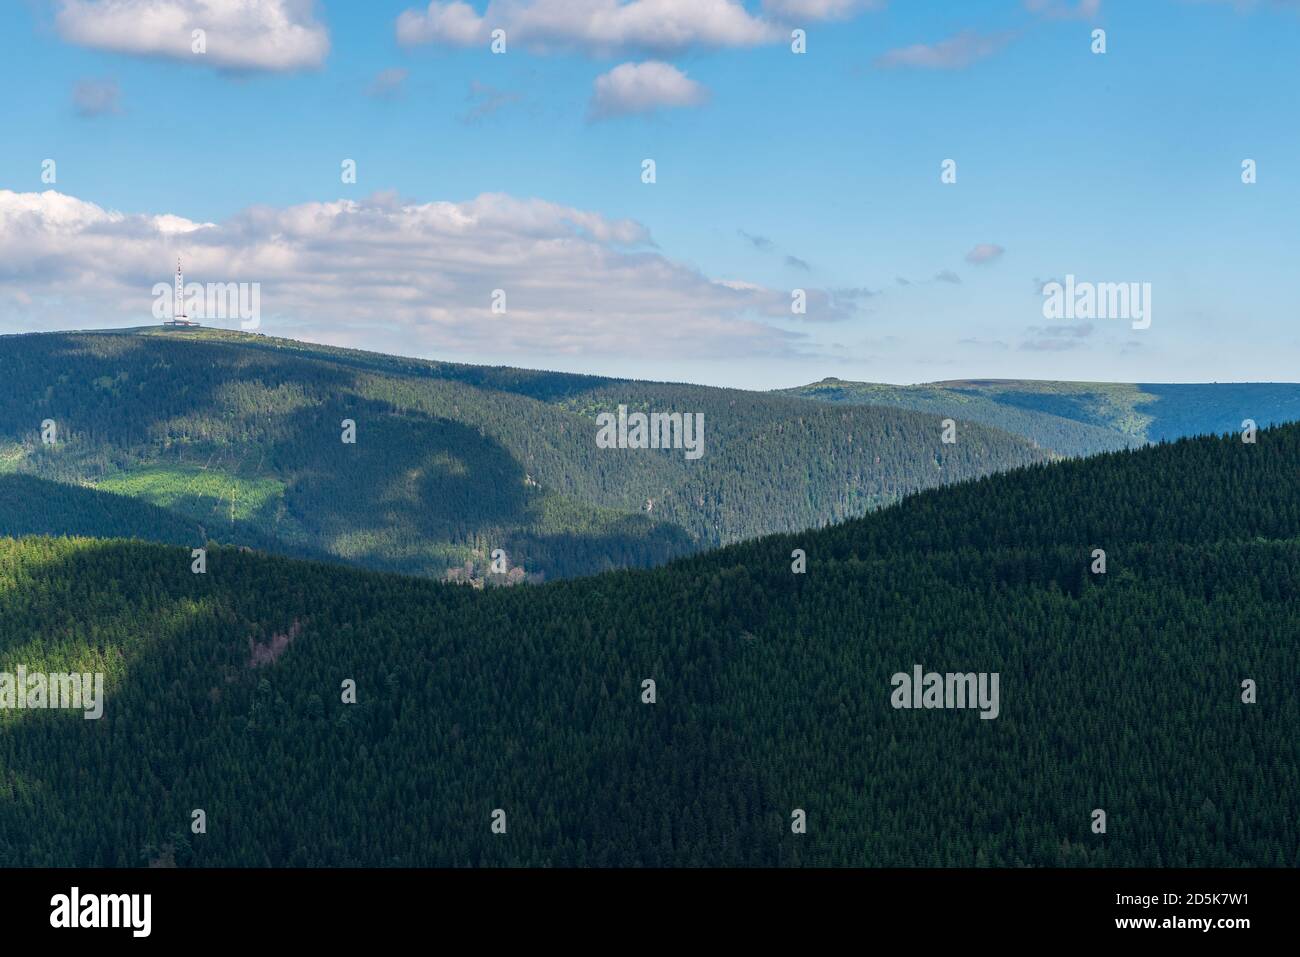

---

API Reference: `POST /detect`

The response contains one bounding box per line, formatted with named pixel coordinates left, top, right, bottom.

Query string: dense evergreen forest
left=783, top=376, right=1300, bottom=453
left=0, top=329, right=1049, bottom=580
left=1, top=423, right=1295, bottom=866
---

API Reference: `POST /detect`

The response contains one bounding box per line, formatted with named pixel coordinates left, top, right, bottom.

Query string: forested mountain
left=1, top=423, right=1295, bottom=866
left=0, top=329, right=1047, bottom=580
left=0, top=473, right=202, bottom=545
left=0, top=473, right=333, bottom=564
left=782, top=377, right=1300, bottom=456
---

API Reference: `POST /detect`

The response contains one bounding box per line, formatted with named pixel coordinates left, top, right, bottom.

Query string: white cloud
left=396, top=0, right=485, bottom=45
left=54, top=0, right=330, bottom=72
left=874, top=30, right=1014, bottom=69
left=397, top=0, right=783, bottom=56
left=588, top=61, right=707, bottom=120
left=0, top=189, right=853, bottom=359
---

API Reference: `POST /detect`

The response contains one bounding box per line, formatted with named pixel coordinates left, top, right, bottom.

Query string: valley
left=1, top=420, right=1295, bottom=865
left=0, top=329, right=1050, bottom=580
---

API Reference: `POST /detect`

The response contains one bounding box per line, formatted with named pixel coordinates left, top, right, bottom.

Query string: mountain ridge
left=0, top=328, right=1050, bottom=580
left=2, top=420, right=1295, bottom=866
left=780, top=376, right=1300, bottom=455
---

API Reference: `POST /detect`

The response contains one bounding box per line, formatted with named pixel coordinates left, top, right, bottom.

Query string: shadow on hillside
left=6, top=335, right=683, bottom=577
left=1137, top=383, right=1300, bottom=443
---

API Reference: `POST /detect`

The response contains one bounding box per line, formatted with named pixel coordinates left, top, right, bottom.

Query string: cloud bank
left=396, top=0, right=872, bottom=56
left=0, top=189, right=857, bottom=359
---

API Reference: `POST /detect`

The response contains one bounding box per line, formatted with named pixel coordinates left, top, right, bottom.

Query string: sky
left=0, top=0, right=1298, bottom=389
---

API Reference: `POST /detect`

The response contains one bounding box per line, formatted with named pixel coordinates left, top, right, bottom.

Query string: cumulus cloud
left=875, top=30, right=1014, bottom=69
left=396, top=0, right=486, bottom=45
left=394, top=0, right=889, bottom=59
left=964, top=243, right=1005, bottom=265
left=588, top=60, right=707, bottom=119
left=397, top=0, right=784, bottom=56
left=54, top=0, right=330, bottom=72
left=0, top=188, right=855, bottom=358
left=72, top=78, right=121, bottom=117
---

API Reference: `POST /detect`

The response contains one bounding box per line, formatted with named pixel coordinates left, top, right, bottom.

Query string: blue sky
left=1, top=0, right=1298, bottom=389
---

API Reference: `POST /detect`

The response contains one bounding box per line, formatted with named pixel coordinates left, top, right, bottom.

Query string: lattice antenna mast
left=174, top=257, right=187, bottom=321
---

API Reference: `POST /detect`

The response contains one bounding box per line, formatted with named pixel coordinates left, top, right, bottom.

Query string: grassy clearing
left=96, top=466, right=284, bottom=525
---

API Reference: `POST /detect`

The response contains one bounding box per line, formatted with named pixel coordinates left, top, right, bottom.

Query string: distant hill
left=781, top=377, right=1300, bottom=456
left=2, top=422, right=1295, bottom=866
left=0, top=329, right=1048, bottom=580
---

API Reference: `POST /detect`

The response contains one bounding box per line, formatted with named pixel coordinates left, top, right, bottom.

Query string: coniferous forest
left=1, top=398, right=1295, bottom=866
left=6, top=2, right=1300, bottom=941
left=0, top=330, right=1054, bottom=581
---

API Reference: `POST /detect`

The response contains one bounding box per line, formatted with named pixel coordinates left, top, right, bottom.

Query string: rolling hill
left=0, top=329, right=1049, bottom=580
left=1, top=422, right=1295, bottom=866
left=781, top=377, right=1300, bottom=456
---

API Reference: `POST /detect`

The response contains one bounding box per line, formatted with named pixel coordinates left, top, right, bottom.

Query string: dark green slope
left=783, top=377, right=1300, bottom=456
left=0, top=329, right=1047, bottom=580
left=554, top=380, right=1045, bottom=539
left=0, top=473, right=203, bottom=545
left=1, top=424, right=1295, bottom=866
left=0, top=473, right=337, bottom=564
left=1135, top=382, right=1300, bottom=442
